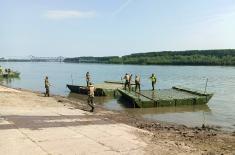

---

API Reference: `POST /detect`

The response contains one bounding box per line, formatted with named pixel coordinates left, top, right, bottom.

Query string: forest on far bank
left=64, top=49, right=235, bottom=66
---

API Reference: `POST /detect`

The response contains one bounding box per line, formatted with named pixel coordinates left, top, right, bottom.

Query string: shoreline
left=1, top=83, right=232, bottom=133
left=0, top=84, right=234, bottom=154
left=1, top=84, right=234, bottom=133
left=2, top=60, right=235, bottom=67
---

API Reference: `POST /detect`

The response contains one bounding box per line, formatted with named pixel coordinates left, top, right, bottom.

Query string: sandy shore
left=0, top=85, right=234, bottom=155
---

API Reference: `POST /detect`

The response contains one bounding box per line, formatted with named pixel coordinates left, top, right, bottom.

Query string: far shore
left=1, top=49, right=235, bottom=66
left=1, top=60, right=235, bottom=67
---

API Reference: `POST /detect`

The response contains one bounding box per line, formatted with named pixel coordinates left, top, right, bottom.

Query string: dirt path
left=0, top=85, right=234, bottom=155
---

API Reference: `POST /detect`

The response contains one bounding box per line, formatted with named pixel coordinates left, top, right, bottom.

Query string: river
left=0, top=62, right=235, bottom=131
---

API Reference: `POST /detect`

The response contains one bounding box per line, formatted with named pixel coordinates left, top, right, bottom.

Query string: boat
left=67, top=82, right=123, bottom=96
left=118, top=86, right=213, bottom=108
left=67, top=85, right=89, bottom=95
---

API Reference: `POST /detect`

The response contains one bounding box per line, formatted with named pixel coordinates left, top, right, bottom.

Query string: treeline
left=64, top=49, right=235, bottom=66
left=64, top=56, right=119, bottom=63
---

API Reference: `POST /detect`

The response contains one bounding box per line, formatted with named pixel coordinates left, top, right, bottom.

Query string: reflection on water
left=0, top=77, right=21, bottom=85
left=1, top=62, right=235, bottom=131
left=101, top=96, right=211, bottom=115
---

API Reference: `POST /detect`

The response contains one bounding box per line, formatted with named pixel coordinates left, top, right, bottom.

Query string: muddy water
left=0, top=62, right=235, bottom=131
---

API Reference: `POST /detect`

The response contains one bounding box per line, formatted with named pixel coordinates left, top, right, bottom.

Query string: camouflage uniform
left=45, top=77, right=50, bottom=97
left=129, top=74, right=133, bottom=91
left=86, top=72, right=90, bottom=87
left=150, top=74, right=157, bottom=90
left=0, top=66, right=2, bottom=74
left=123, top=74, right=130, bottom=90
left=135, top=75, right=141, bottom=92
left=87, top=84, right=95, bottom=112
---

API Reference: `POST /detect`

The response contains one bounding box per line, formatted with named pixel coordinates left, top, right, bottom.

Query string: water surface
left=0, top=62, right=234, bottom=131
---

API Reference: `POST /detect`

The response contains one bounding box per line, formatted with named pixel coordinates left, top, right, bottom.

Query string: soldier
left=129, top=74, right=133, bottom=91
left=135, top=75, right=141, bottom=92
left=86, top=72, right=90, bottom=87
left=123, top=73, right=130, bottom=90
left=150, top=73, right=157, bottom=90
left=87, top=82, right=95, bottom=112
left=44, top=76, right=50, bottom=97
left=0, top=66, right=2, bottom=74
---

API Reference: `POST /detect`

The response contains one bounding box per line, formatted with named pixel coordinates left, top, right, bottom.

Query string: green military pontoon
left=118, top=86, right=213, bottom=108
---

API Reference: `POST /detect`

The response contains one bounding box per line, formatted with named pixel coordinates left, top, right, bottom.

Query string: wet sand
left=0, top=85, right=234, bottom=154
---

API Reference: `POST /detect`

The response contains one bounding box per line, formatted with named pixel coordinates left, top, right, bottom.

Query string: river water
left=0, top=62, right=235, bottom=131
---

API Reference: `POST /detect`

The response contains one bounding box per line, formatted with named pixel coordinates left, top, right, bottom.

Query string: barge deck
left=118, top=86, right=213, bottom=108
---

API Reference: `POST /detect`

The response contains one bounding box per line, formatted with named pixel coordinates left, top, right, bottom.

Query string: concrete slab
left=49, top=107, right=88, bottom=116
left=38, top=137, right=112, bottom=155
left=0, top=87, right=152, bottom=154
left=19, top=127, right=84, bottom=142
left=0, top=105, right=150, bottom=155
left=0, top=137, right=47, bottom=155
left=0, top=107, right=60, bottom=116
left=69, top=125, right=111, bottom=140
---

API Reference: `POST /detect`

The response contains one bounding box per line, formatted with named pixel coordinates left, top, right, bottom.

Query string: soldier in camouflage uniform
left=87, top=82, right=95, bottom=112
left=150, top=73, right=157, bottom=90
left=44, top=76, right=50, bottom=97
left=135, top=75, right=141, bottom=92
left=86, top=72, right=90, bottom=87
left=123, top=73, right=130, bottom=90
left=0, top=66, right=2, bottom=74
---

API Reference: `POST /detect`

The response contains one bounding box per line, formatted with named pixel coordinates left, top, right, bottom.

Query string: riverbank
left=0, top=85, right=234, bottom=154
left=64, top=49, right=235, bottom=66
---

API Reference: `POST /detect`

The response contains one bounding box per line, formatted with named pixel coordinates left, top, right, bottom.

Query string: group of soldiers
left=44, top=72, right=157, bottom=113
left=44, top=72, right=95, bottom=112
left=123, top=73, right=157, bottom=91
left=85, top=72, right=157, bottom=112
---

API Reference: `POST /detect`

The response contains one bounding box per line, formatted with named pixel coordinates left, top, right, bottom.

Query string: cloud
left=112, top=0, right=134, bottom=16
left=45, top=10, right=96, bottom=20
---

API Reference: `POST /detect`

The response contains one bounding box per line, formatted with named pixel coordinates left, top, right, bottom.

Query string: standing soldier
left=7, top=69, right=11, bottom=74
left=87, top=82, right=95, bottom=112
left=150, top=73, right=157, bottom=90
left=44, top=76, right=50, bottom=97
left=123, top=73, right=130, bottom=90
left=86, top=72, right=90, bottom=87
left=129, top=74, right=133, bottom=91
left=135, top=75, right=141, bottom=92
left=0, top=66, right=2, bottom=74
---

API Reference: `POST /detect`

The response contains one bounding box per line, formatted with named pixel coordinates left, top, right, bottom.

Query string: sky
left=1, top=0, right=235, bottom=57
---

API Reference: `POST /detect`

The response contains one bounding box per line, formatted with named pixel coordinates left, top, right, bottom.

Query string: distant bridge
left=28, top=56, right=65, bottom=62
left=1, top=56, right=65, bottom=62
